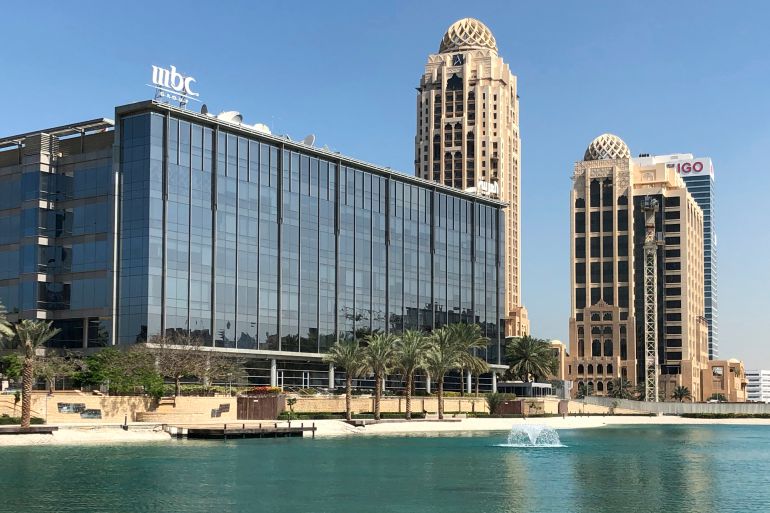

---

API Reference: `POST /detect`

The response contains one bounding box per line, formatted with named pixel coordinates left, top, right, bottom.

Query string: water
left=502, top=424, right=564, bottom=447
left=2, top=425, right=770, bottom=512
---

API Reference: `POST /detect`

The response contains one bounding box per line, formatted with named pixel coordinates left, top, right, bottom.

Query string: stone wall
left=293, top=396, right=489, bottom=415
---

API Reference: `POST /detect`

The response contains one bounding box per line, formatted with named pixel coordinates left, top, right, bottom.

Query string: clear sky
left=1, top=1, right=768, bottom=367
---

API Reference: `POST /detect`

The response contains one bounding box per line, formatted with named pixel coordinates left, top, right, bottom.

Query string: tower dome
left=584, top=133, right=631, bottom=161
left=439, top=18, right=498, bottom=53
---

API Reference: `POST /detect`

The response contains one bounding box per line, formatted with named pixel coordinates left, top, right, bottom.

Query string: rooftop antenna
left=302, top=134, right=316, bottom=146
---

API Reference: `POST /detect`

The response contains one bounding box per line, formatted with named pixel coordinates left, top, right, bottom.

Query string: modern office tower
left=0, top=100, right=508, bottom=388
left=415, top=18, right=528, bottom=336
left=567, top=134, right=709, bottom=401
left=746, top=370, right=770, bottom=403
left=641, top=154, right=717, bottom=359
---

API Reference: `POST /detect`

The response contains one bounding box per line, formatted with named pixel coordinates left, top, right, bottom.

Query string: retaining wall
left=582, top=396, right=770, bottom=415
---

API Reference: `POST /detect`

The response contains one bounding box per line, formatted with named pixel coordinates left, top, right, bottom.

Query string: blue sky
left=1, top=1, right=768, bottom=367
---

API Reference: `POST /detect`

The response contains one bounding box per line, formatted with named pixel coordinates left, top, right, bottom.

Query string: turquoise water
left=2, top=425, right=770, bottom=512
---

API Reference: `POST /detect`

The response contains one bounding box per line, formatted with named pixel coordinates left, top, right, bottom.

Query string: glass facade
left=114, top=104, right=507, bottom=363
left=0, top=126, right=115, bottom=348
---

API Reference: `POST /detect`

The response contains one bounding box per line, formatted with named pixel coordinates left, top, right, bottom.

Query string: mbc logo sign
left=151, top=65, right=198, bottom=98
left=675, top=161, right=704, bottom=174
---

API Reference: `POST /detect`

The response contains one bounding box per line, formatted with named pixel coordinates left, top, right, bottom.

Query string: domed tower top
left=584, top=133, right=631, bottom=161
left=439, top=18, right=498, bottom=53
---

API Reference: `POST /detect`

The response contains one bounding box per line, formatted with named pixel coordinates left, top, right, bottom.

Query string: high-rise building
left=567, top=134, right=709, bottom=401
left=415, top=18, right=528, bottom=336
left=746, top=370, right=770, bottom=403
left=0, top=100, right=509, bottom=388
left=630, top=154, right=718, bottom=359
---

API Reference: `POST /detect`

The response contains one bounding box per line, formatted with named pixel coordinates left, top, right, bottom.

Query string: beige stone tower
left=567, top=134, right=708, bottom=401
left=415, top=18, right=528, bottom=336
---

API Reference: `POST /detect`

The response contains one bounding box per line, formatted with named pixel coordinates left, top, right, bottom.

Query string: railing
left=582, top=396, right=770, bottom=415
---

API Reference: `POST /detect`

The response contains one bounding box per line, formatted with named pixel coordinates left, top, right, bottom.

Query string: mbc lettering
left=676, top=161, right=703, bottom=174
left=152, top=65, right=198, bottom=97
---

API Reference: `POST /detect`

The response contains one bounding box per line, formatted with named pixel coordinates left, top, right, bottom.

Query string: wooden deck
left=0, top=426, right=59, bottom=435
left=169, top=423, right=316, bottom=440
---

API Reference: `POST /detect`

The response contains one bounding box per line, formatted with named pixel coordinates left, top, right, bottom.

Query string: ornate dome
left=439, top=18, right=498, bottom=53
left=584, top=133, right=631, bottom=161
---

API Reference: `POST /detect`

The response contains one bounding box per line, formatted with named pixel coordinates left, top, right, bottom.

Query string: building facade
left=415, top=18, right=528, bottom=336
left=634, top=154, right=718, bottom=359
left=0, top=100, right=508, bottom=388
left=746, top=369, right=770, bottom=403
left=567, top=134, right=709, bottom=401
left=701, top=359, right=746, bottom=403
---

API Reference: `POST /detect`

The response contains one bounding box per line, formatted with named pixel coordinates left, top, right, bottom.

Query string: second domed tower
left=415, top=18, right=528, bottom=337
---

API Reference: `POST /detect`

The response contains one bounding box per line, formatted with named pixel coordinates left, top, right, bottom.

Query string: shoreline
left=2, top=416, right=769, bottom=446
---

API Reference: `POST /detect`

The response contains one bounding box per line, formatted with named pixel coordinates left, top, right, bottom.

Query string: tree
left=467, top=354, right=490, bottom=397
left=447, top=323, right=489, bottom=396
left=393, top=330, right=430, bottom=420
left=1, top=354, right=22, bottom=381
left=35, top=355, right=76, bottom=394
left=323, top=340, right=366, bottom=421
left=505, top=336, right=557, bottom=383
left=75, top=347, right=163, bottom=397
left=423, top=327, right=461, bottom=420
left=672, top=386, right=692, bottom=402
left=608, top=378, right=634, bottom=400
left=486, top=392, right=513, bottom=415
left=363, top=333, right=398, bottom=421
left=145, top=332, right=209, bottom=396
left=577, top=381, right=594, bottom=399
left=12, top=320, right=61, bottom=428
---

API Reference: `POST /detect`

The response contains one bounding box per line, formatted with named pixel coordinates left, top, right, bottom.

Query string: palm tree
left=13, top=320, right=60, bottom=428
left=467, top=356, right=491, bottom=397
left=393, top=330, right=430, bottom=420
left=672, top=385, right=692, bottom=403
left=447, top=323, right=489, bottom=396
left=505, top=336, right=557, bottom=383
left=608, top=377, right=634, bottom=400
left=423, top=327, right=460, bottom=420
left=323, top=340, right=366, bottom=421
left=363, top=333, right=398, bottom=421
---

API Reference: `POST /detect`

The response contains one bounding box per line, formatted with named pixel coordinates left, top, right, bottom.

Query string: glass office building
left=0, top=101, right=508, bottom=384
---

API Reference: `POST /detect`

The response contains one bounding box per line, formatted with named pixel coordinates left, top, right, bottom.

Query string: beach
left=0, top=425, right=171, bottom=447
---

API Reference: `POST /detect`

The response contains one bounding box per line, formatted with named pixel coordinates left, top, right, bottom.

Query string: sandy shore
left=0, top=426, right=171, bottom=447
left=311, top=415, right=770, bottom=437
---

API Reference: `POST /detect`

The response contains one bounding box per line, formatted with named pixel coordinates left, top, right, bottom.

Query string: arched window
left=454, top=123, right=462, bottom=147
left=607, top=363, right=613, bottom=375
left=621, top=367, right=627, bottom=378
left=597, top=364, right=603, bottom=375
left=592, top=339, right=601, bottom=357
left=575, top=197, right=585, bottom=208
left=587, top=364, right=594, bottom=375
left=620, top=339, right=627, bottom=359
left=597, top=381, right=604, bottom=392
left=578, top=327, right=584, bottom=336
left=603, top=326, right=612, bottom=335
left=604, top=340, right=613, bottom=357
left=578, top=364, right=585, bottom=374
left=578, top=339, right=585, bottom=357
left=606, top=381, right=614, bottom=393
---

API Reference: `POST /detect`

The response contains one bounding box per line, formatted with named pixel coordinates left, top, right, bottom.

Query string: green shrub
left=0, top=414, right=45, bottom=425
left=486, top=392, right=515, bottom=414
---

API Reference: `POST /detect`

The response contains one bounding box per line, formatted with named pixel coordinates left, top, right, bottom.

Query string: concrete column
left=382, top=376, right=386, bottom=391
left=492, top=371, right=498, bottom=393
left=328, top=363, right=335, bottom=390
left=270, top=359, right=278, bottom=387
left=426, top=373, right=431, bottom=394
left=466, top=370, right=472, bottom=394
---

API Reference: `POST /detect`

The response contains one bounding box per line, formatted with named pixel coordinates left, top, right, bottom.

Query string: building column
left=270, top=359, right=278, bottom=387
left=82, top=318, right=88, bottom=349
left=492, top=371, right=498, bottom=393
left=328, top=363, right=335, bottom=390
left=426, top=373, right=431, bottom=394
left=466, top=370, right=472, bottom=395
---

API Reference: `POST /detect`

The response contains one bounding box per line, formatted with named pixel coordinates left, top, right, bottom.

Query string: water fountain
left=499, top=424, right=564, bottom=447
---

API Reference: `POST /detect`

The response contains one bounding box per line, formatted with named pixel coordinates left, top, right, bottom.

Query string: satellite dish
left=201, top=104, right=209, bottom=115
left=302, top=134, right=316, bottom=146
left=217, top=111, right=243, bottom=124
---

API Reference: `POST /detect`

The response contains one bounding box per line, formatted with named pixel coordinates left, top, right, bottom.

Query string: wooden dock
left=168, top=423, right=316, bottom=440
left=0, top=426, right=58, bottom=435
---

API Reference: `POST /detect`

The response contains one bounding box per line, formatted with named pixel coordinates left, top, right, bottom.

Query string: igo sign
left=150, top=65, right=200, bottom=103
left=675, top=158, right=712, bottom=177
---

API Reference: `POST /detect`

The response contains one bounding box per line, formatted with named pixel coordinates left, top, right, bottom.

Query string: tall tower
left=415, top=18, right=528, bottom=336
left=567, top=135, right=709, bottom=401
